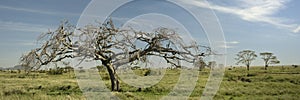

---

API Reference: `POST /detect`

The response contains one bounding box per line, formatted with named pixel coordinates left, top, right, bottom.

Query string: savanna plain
left=1, top=66, right=300, bottom=100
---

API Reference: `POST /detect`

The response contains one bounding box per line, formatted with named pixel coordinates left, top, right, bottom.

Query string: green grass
left=1, top=66, right=300, bottom=100
left=216, top=66, right=300, bottom=100
left=0, top=71, right=83, bottom=100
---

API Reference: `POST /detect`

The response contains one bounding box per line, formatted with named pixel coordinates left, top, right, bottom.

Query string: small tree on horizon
left=260, top=52, right=280, bottom=70
left=235, top=50, right=257, bottom=71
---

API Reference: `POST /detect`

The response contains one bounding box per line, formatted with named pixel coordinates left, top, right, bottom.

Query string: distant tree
left=292, top=65, right=298, bottom=68
left=194, top=58, right=207, bottom=71
left=20, top=19, right=211, bottom=91
left=63, top=66, right=74, bottom=72
left=235, top=50, right=257, bottom=71
left=131, top=66, right=141, bottom=70
left=260, top=52, right=280, bottom=70
left=207, top=61, right=216, bottom=69
left=47, top=67, right=63, bottom=75
left=96, top=65, right=106, bottom=71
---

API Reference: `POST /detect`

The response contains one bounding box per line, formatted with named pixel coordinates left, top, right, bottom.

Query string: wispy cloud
left=0, top=5, right=79, bottom=16
left=293, top=26, right=300, bottom=33
left=18, top=42, right=36, bottom=46
left=218, top=41, right=240, bottom=49
left=0, top=20, right=52, bottom=33
left=118, top=14, right=184, bottom=32
left=180, top=0, right=300, bottom=33
left=225, top=41, right=240, bottom=44
left=221, top=45, right=236, bottom=49
left=0, top=40, right=37, bottom=46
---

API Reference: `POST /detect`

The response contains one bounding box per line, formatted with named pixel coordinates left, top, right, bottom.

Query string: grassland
left=1, top=65, right=300, bottom=100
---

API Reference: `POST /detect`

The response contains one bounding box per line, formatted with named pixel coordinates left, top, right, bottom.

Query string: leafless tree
left=20, top=19, right=211, bottom=91
left=208, top=61, right=217, bottom=70
left=194, top=58, right=207, bottom=71
left=235, top=50, right=257, bottom=71
left=260, top=52, right=280, bottom=70
left=20, top=21, right=74, bottom=72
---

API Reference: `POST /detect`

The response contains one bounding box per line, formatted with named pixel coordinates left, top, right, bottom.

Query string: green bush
left=96, top=66, right=106, bottom=72
left=227, top=76, right=237, bottom=81
left=144, top=69, right=151, bottom=76
left=47, top=68, right=63, bottom=75
left=247, top=73, right=257, bottom=77
left=240, top=77, right=252, bottom=82
left=3, top=89, right=26, bottom=96
left=46, top=85, right=81, bottom=96
left=18, top=75, right=26, bottom=78
left=38, top=70, right=46, bottom=73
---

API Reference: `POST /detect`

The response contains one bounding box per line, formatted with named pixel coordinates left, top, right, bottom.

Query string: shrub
left=227, top=76, right=237, bottom=81
left=47, top=85, right=75, bottom=95
left=47, top=68, right=63, bottom=75
left=10, top=70, right=17, bottom=73
left=240, top=77, right=252, bottom=82
left=144, top=69, right=151, bottom=76
left=247, top=73, right=257, bottom=77
left=131, top=66, right=141, bottom=70
left=265, top=76, right=273, bottom=80
left=261, top=76, right=274, bottom=82
left=101, top=75, right=110, bottom=80
left=78, top=70, right=85, bottom=73
left=38, top=70, right=46, bottom=73
left=292, top=65, right=298, bottom=68
left=3, top=89, right=25, bottom=96
left=96, top=66, right=106, bottom=72
left=271, top=78, right=290, bottom=82
left=124, top=92, right=135, bottom=98
left=290, top=80, right=300, bottom=85
left=18, top=75, right=26, bottom=78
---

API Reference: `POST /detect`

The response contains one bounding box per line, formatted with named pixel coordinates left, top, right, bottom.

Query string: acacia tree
left=194, top=58, right=207, bottom=71
left=20, top=20, right=211, bottom=91
left=235, top=50, right=257, bottom=71
left=260, top=52, right=280, bottom=70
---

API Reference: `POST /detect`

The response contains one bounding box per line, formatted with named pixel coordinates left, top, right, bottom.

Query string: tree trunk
left=105, top=63, right=120, bottom=91
left=246, top=65, right=250, bottom=71
left=265, top=64, right=268, bottom=70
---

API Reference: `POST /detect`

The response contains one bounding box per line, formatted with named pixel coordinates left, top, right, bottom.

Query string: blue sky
left=0, top=0, right=299, bottom=68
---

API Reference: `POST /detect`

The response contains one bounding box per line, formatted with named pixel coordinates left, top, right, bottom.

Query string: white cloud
left=293, top=26, right=300, bottom=33
left=217, top=41, right=239, bottom=49
left=220, top=45, right=236, bottom=49
left=0, top=5, right=78, bottom=16
left=0, top=21, right=52, bottom=33
left=0, top=40, right=37, bottom=46
left=225, top=41, right=240, bottom=44
left=18, top=42, right=36, bottom=46
left=180, top=0, right=300, bottom=33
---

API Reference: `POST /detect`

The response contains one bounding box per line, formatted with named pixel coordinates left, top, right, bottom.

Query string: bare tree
left=207, top=61, right=216, bottom=70
left=20, top=19, right=211, bottom=91
left=260, top=52, right=280, bottom=70
left=20, top=21, right=74, bottom=73
left=194, top=58, right=207, bottom=71
left=235, top=50, right=257, bottom=71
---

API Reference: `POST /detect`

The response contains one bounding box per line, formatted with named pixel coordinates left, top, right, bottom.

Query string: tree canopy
left=235, top=50, right=257, bottom=71
left=260, top=52, right=280, bottom=70
left=20, top=20, right=211, bottom=91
